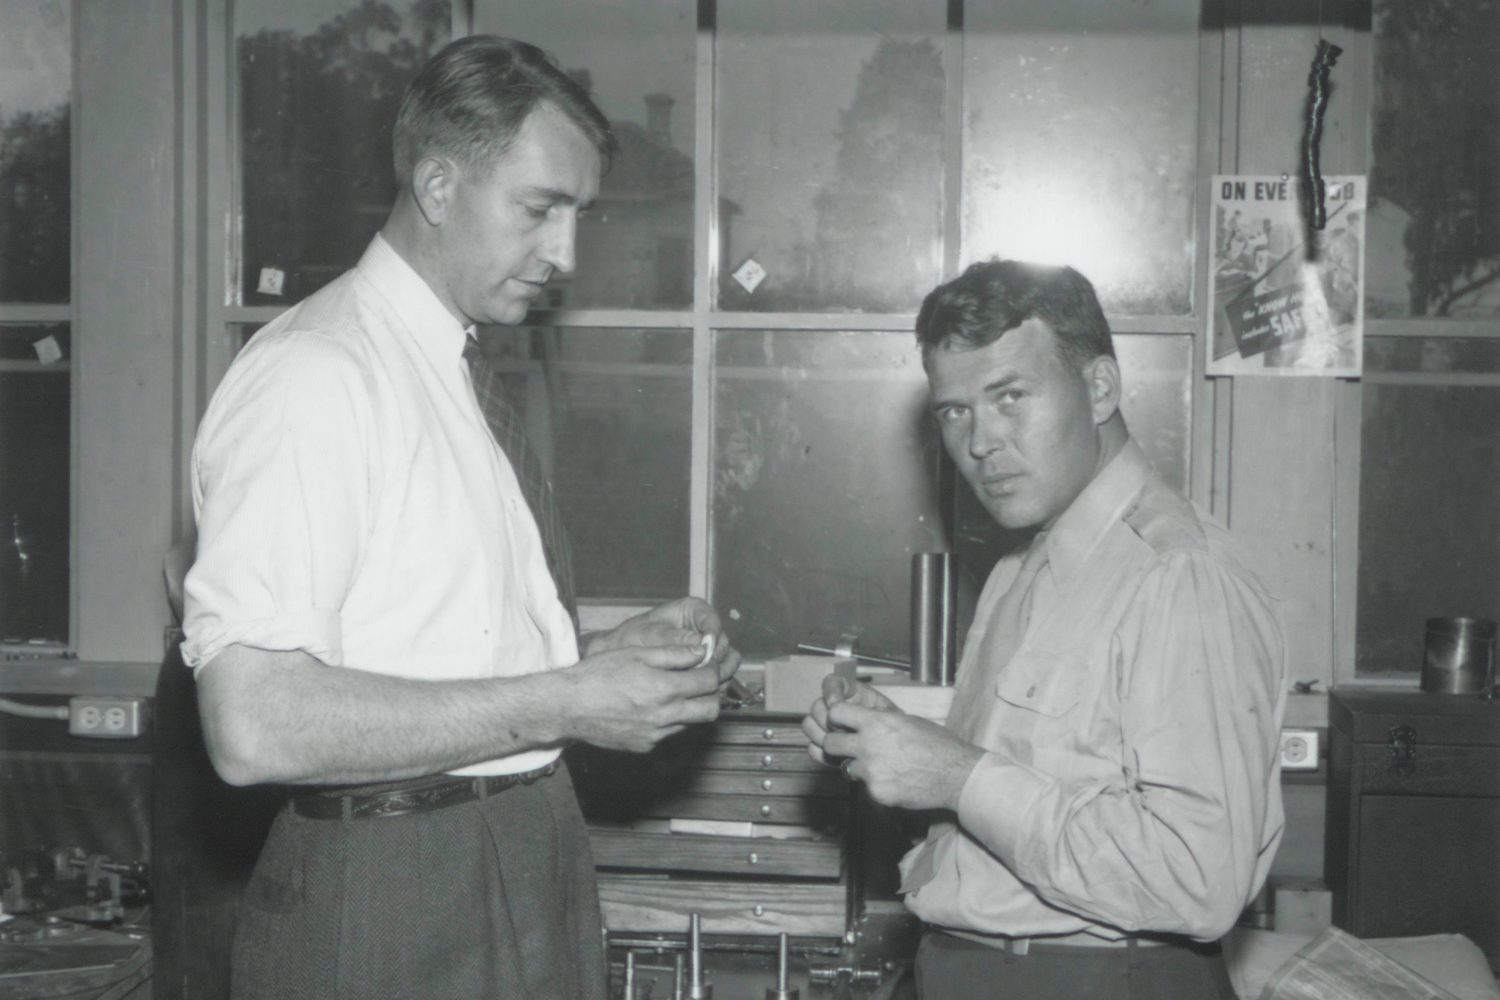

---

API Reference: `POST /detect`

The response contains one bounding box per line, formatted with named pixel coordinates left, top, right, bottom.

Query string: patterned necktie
left=462, top=337, right=577, bottom=623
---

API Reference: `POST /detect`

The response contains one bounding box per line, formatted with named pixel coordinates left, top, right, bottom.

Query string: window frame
left=208, top=1, right=1220, bottom=634
left=0, top=0, right=77, bottom=656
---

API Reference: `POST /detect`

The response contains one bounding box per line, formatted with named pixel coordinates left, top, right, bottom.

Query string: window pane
left=1369, top=1, right=1500, bottom=318
left=1357, top=338, right=1500, bottom=676
left=479, top=1, right=696, bottom=310
left=717, top=2, right=946, bottom=313
left=712, top=330, right=942, bottom=663
left=0, top=0, right=71, bottom=304
left=963, top=0, right=1199, bottom=315
left=952, top=334, right=1195, bottom=582
left=476, top=326, right=692, bottom=601
left=236, top=1, right=450, bottom=306
left=0, top=325, right=70, bottom=644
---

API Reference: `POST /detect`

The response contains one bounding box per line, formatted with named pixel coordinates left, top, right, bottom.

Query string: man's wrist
left=940, top=743, right=986, bottom=812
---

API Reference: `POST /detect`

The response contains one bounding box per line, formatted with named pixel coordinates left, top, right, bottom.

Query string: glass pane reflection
left=236, top=1, right=450, bottom=306
left=1368, top=1, right=1500, bottom=318
left=476, top=326, right=692, bottom=602
left=963, top=0, right=1198, bottom=315
left=713, top=330, right=944, bottom=663
left=0, top=325, right=70, bottom=644
left=479, top=0, right=696, bottom=310
left=717, top=2, right=946, bottom=313
left=0, top=0, right=71, bottom=303
left=1358, top=338, right=1500, bottom=676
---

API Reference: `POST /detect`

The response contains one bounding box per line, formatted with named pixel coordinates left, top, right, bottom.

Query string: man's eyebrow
left=519, top=185, right=594, bottom=211
left=930, top=372, right=1023, bottom=413
left=981, top=373, right=1024, bottom=394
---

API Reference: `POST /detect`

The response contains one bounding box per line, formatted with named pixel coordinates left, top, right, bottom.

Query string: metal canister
left=1420, top=617, right=1497, bottom=694
left=910, top=552, right=957, bottom=686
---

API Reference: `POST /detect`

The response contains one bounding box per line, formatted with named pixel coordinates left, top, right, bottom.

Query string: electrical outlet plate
left=68, top=696, right=147, bottom=739
left=1279, top=728, right=1319, bottom=770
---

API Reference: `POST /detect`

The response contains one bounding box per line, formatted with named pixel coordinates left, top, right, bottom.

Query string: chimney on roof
left=645, top=92, right=673, bottom=146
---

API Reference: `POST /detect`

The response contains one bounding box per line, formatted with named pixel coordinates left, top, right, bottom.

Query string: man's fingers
left=821, top=732, right=858, bottom=761
left=678, top=691, right=723, bottom=725
left=635, top=643, right=714, bottom=672
left=825, top=699, right=878, bottom=732
left=821, top=673, right=857, bottom=705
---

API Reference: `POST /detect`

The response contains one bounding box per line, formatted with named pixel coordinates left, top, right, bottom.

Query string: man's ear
left=1084, top=354, right=1122, bottom=425
left=411, top=155, right=457, bottom=227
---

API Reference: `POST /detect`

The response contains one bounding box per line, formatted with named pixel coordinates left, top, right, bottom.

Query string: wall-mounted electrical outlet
left=68, top=696, right=147, bottom=739
left=1279, top=728, right=1319, bottom=770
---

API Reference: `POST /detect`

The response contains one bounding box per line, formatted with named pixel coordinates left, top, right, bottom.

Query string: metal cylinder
left=765, top=931, right=800, bottom=1000
left=688, top=913, right=713, bottom=999
left=1421, top=617, right=1497, bottom=694
left=910, top=552, right=957, bottom=685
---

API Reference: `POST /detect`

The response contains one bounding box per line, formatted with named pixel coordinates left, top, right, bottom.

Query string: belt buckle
left=1010, top=938, right=1030, bottom=956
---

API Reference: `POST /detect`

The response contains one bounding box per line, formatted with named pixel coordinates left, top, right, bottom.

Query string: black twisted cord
left=1303, top=39, right=1343, bottom=244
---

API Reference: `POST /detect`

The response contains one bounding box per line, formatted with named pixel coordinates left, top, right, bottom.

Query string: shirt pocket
left=994, top=649, right=1086, bottom=719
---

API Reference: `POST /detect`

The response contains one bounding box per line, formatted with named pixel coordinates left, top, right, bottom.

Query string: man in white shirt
left=182, top=35, right=739, bottom=1000
left=803, top=261, right=1285, bottom=999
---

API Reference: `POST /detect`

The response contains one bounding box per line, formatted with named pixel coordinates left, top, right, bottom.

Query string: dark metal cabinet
left=1326, top=689, right=1500, bottom=964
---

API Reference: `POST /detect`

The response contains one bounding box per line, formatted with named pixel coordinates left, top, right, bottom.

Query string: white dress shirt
left=900, top=440, right=1287, bottom=942
left=182, top=235, right=576, bottom=776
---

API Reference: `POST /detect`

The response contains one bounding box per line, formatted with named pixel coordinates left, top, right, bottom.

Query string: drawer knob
left=748, top=852, right=760, bottom=865
left=754, top=905, right=765, bottom=916
left=761, top=754, right=775, bottom=768
left=763, top=728, right=776, bottom=741
left=760, top=804, right=772, bottom=817
left=762, top=779, right=774, bottom=791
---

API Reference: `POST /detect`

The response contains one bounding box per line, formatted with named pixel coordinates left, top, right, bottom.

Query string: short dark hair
left=393, top=35, right=617, bottom=180
left=915, top=260, right=1115, bottom=372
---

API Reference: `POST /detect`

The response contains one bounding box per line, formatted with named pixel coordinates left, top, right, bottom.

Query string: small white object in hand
left=696, top=634, right=715, bottom=669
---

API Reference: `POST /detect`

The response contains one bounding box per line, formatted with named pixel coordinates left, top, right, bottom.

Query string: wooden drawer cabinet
left=568, top=710, right=857, bottom=937
left=1326, top=689, right=1500, bottom=964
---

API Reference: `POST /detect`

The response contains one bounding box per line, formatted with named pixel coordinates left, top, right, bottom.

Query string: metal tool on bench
left=764, top=932, right=799, bottom=1000
left=688, top=912, right=714, bottom=999
left=795, top=634, right=909, bottom=671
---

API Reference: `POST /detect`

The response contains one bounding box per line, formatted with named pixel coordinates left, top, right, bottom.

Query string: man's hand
left=558, top=642, right=725, bottom=753
left=584, top=597, right=742, bottom=685
left=801, top=674, right=896, bottom=766
left=803, top=676, right=983, bottom=812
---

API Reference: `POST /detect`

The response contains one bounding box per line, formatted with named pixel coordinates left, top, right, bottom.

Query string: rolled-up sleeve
left=182, top=332, right=375, bottom=672
left=954, top=550, right=1285, bottom=940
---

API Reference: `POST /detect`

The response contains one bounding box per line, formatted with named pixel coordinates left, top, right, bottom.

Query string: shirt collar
left=356, top=233, right=471, bottom=368
left=1039, top=437, right=1153, bottom=588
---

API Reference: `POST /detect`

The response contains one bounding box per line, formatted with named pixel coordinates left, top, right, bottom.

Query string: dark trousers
left=231, top=764, right=605, bottom=1000
left=916, top=929, right=1237, bottom=1000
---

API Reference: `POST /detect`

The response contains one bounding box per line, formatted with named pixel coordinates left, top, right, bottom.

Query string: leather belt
left=290, top=760, right=560, bottom=821
left=987, top=930, right=1179, bottom=955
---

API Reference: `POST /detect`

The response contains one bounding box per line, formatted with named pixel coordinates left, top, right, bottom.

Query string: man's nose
left=539, top=213, right=578, bottom=276
left=968, top=413, right=1004, bottom=460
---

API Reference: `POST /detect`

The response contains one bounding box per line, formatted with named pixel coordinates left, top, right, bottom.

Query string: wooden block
left=762, top=656, right=856, bottom=714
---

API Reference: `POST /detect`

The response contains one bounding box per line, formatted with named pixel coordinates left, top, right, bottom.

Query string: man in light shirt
left=803, top=260, right=1285, bottom=999
left=182, top=36, right=739, bottom=999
